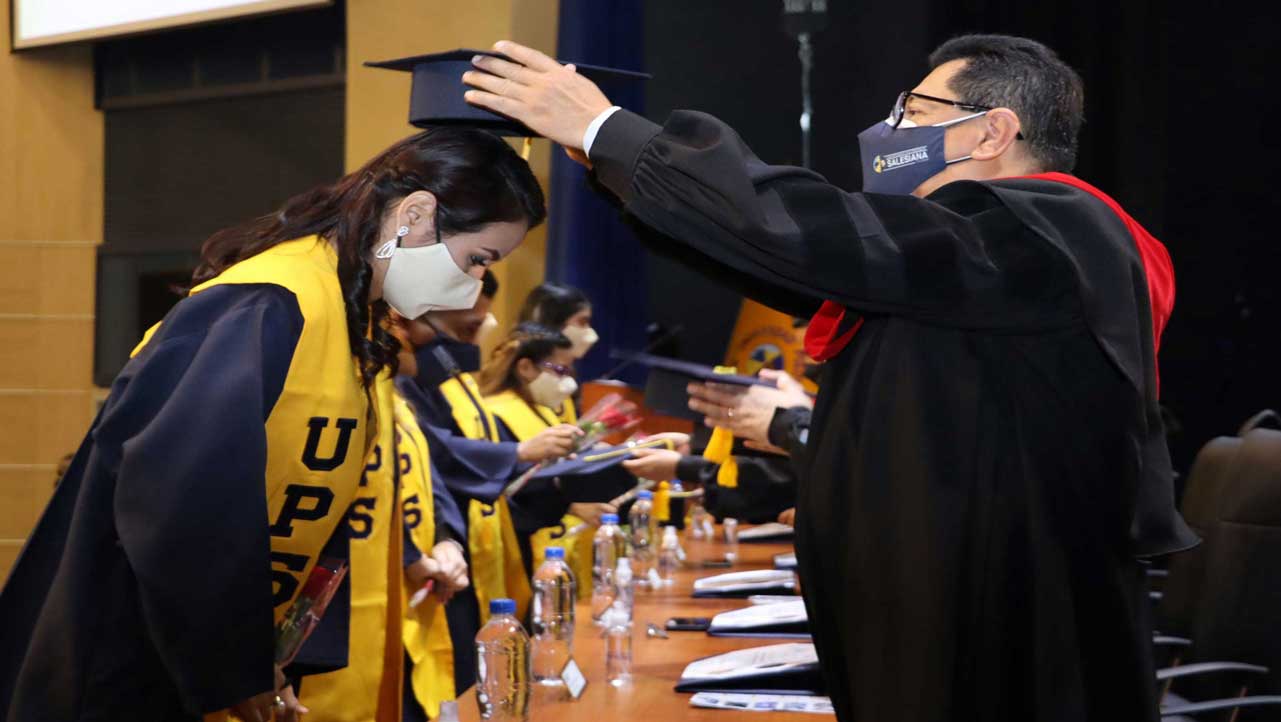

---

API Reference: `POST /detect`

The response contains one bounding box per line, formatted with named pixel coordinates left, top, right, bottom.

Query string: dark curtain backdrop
left=547, top=0, right=649, bottom=384
left=547, top=0, right=1279, bottom=471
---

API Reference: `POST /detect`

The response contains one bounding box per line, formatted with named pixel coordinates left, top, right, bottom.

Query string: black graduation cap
left=610, top=351, right=776, bottom=421
left=528, top=442, right=644, bottom=504
left=365, top=49, right=650, bottom=136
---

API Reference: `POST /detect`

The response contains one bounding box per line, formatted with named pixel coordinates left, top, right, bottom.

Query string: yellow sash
left=437, top=377, right=532, bottom=623
left=394, top=393, right=456, bottom=719
left=295, top=376, right=402, bottom=722
left=485, top=390, right=593, bottom=600
left=135, top=236, right=370, bottom=622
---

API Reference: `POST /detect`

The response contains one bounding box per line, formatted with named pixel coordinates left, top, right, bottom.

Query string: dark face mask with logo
left=857, top=111, right=985, bottom=195
left=414, top=336, right=481, bottom=389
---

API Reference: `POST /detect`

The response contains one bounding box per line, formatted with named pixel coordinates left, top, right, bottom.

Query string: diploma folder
left=738, top=522, right=795, bottom=542
left=675, top=642, right=825, bottom=695
left=708, top=600, right=811, bottom=639
left=526, top=443, right=639, bottom=503
left=692, top=569, right=797, bottom=598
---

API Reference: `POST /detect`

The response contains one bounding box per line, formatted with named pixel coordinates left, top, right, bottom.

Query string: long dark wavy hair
left=192, top=128, right=546, bottom=388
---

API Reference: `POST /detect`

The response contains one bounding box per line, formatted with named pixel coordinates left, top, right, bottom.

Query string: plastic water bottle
left=531, top=547, right=576, bottom=687
left=658, top=525, right=679, bottom=585
left=628, top=491, right=655, bottom=584
left=690, top=503, right=710, bottom=539
left=614, top=556, right=635, bottom=622
left=592, top=513, right=628, bottom=622
left=475, top=598, right=530, bottom=721
left=602, top=600, right=633, bottom=687
left=724, top=517, right=740, bottom=563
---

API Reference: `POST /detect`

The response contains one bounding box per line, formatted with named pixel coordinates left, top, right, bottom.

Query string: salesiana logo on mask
left=858, top=112, right=985, bottom=195
left=872, top=145, right=931, bottom=174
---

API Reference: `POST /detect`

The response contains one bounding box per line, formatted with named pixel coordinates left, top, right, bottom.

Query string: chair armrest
left=1153, top=636, right=1192, bottom=649
left=1157, top=661, right=1268, bottom=682
left=1162, top=695, right=1281, bottom=718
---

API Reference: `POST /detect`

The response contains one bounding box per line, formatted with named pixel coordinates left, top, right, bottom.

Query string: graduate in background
left=0, top=128, right=543, bottom=722
left=395, top=279, right=581, bottom=694
left=467, top=36, right=1196, bottom=722
left=516, top=282, right=599, bottom=422
left=478, top=323, right=615, bottom=592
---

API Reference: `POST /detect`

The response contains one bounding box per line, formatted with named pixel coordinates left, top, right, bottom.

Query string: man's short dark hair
left=929, top=34, right=1084, bottom=173
left=481, top=269, right=499, bottom=299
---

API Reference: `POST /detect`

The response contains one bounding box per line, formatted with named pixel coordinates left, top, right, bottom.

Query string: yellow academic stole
left=135, top=236, right=370, bottom=623
left=296, top=376, right=403, bottom=722
left=485, top=390, right=593, bottom=601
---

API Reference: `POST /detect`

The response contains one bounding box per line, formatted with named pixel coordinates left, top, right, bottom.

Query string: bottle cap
left=602, top=513, right=620, bottom=524
left=637, top=490, right=654, bottom=500
left=544, top=546, right=565, bottom=560
left=490, top=598, right=517, bottom=615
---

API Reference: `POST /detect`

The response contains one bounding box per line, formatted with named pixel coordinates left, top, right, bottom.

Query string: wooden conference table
left=458, top=526, right=831, bottom=722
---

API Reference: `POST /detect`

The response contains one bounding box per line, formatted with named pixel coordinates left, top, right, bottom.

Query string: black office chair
left=1158, top=428, right=1281, bottom=720
left=1150, top=435, right=1243, bottom=667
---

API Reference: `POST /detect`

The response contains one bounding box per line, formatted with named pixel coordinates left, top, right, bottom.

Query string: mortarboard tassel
left=701, top=365, right=740, bottom=488
left=521, top=137, right=533, bottom=161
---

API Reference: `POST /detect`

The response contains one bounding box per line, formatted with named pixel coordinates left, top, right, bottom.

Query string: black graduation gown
left=588, top=109, right=1198, bottom=722
left=0, top=285, right=314, bottom=721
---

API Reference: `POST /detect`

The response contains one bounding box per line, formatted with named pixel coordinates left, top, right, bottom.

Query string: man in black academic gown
left=463, top=34, right=1197, bottom=722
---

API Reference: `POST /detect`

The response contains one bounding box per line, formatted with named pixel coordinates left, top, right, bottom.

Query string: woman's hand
left=517, top=424, right=583, bottom=463
left=568, top=502, right=617, bottom=528
left=641, top=431, right=691, bottom=455
left=430, top=541, right=470, bottom=601
left=622, top=448, right=682, bottom=481
left=229, top=666, right=308, bottom=722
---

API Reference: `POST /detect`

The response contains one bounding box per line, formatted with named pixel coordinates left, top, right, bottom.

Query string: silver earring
left=397, top=225, right=410, bottom=238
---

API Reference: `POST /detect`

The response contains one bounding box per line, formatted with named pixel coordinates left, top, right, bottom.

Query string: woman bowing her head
left=0, top=128, right=544, bottom=722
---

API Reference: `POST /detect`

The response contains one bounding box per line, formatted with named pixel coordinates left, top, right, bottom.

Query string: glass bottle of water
left=628, top=491, right=655, bottom=584
left=531, top=546, right=576, bottom=687
left=602, top=600, right=633, bottom=687
left=658, top=525, right=679, bottom=586
left=592, top=513, right=628, bottom=622
left=690, top=502, right=710, bottom=539
left=475, top=598, right=530, bottom=721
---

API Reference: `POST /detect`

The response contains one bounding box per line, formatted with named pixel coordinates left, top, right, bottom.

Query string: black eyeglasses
left=891, top=91, right=1025, bottom=139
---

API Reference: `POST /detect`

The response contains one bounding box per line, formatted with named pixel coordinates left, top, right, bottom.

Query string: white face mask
left=375, top=225, right=481, bottom=318
left=476, top=312, right=499, bottom=344
left=562, top=325, right=599, bottom=359
left=528, top=370, right=578, bottom=409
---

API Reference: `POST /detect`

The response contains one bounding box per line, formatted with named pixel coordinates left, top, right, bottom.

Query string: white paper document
left=709, top=600, right=808, bottom=632
left=690, top=692, right=835, bottom=714
left=693, top=569, right=797, bottom=594
left=680, top=642, right=818, bottom=681
left=774, top=552, right=797, bottom=569
left=737, top=522, right=795, bottom=541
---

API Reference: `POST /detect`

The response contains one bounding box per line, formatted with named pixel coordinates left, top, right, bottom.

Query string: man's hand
left=229, top=666, right=308, bottom=722
left=687, top=369, right=813, bottom=444
left=622, top=447, right=682, bottom=481
left=463, top=42, right=613, bottom=154
left=568, top=501, right=617, bottom=528
left=778, top=508, right=796, bottom=527
left=517, top=424, right=582, bottom=463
